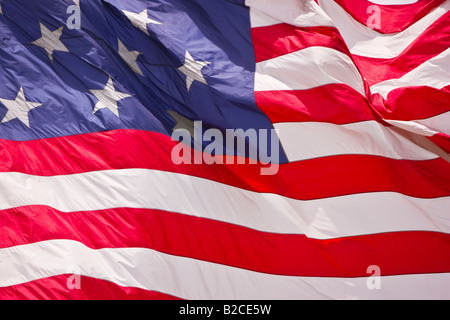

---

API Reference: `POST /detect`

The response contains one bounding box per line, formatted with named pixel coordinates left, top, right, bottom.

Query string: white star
left=0, top=87, right=42, bottom=128
left=178, top=50, right=211, bottom=92
left=90, top=77, right=132, bottom=117
left=31, top=23, right=70, bottom=62
left=72, top=0, right=79, bottom=6
left=122, top=9, right=161, bottom=36
left=0, top=3, right=3, bottom=15
left=117, top=39, right=144, bottom=76
left=168, top=110, right=197, bottom=140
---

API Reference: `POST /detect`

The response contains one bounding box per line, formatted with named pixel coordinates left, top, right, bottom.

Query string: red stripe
left=252, top=24, right=350, bottom=63
left=254, top=84, right=450, bottom=131
left=255, top=86, right=376, bottom=124
left=1, top=206, right=449, bottom=279
left=249, top=11, right=450, bottom=131
left=429, top=133, right=450, bottom=153
left=353, top=12, right=450, bottom=86
left=0, top=274, right=181, bottom=300
left=372, top=85, right=450, bottom=121
left=334, top=0, right=445, bottom=34
left=1, top=130, right=449, bottom=200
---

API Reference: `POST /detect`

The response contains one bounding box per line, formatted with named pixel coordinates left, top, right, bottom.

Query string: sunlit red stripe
left=352, top=11, right=450, bottom=86
left=0, top=274, right=182, bottom=300
left=334, top=0, right=445, bottom=34
left=1, top=205, right=450, bottom=279
left=254, top=86, right=375, bottom=124
left=372, top=85, right=450, bottom=121
left=252, top=24, right=349, bottom=63
left=429, top=133, right=450, bottom=153
left=1, top=130, right=449, bottom=200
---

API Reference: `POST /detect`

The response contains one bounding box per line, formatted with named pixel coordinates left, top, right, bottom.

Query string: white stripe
left=255, top=47, right=365, bottom=95
left=274, top=120, right=438, bottom=161
left=318, top=0, right=450, bottom=58
left=0, top=169, right=449, bottom=239
left=416, top=111, right=450, bottom=135
left=246, top=0, right=334, bottom=28
left=385, top=112, right=450, bottom=136
left=385, top=120, right=438, bottom=137
left=368, top=0, right=418, bottom=4
left=248, top=8, right=281, bottom=28
left=1, top=239, right=450, bottom=299
left=370, top=48, right=450, bottom=98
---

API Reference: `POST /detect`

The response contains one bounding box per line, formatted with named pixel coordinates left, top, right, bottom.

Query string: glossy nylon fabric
left=0, top=0, right=287, bottom=162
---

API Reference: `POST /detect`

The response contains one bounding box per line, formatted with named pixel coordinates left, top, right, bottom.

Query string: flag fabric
left=0, top=0, right=449, bottom=300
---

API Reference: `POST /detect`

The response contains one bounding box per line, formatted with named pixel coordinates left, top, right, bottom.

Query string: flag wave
left=0, top=0, right=449, bottom=300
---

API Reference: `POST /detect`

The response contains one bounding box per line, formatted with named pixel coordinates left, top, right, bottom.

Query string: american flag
left=0, top=0, right=449, bottom=300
